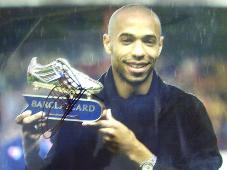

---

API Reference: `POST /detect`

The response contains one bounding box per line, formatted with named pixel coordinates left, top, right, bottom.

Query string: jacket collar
left=99, top=67, right=165, bottom=102
left=98, top=67, right=166, bottom=124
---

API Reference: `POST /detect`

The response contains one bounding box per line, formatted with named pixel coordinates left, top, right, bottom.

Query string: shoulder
left=159, top=80, right=207, bottom=118
left=160, top=82, right=214, bottom=134
left=154, top=71, right=202, bottom=105
left=164, top=82, right=204, bottom=107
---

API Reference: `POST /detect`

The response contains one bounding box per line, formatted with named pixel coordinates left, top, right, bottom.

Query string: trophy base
left=23, top=94, right=103, bottom=122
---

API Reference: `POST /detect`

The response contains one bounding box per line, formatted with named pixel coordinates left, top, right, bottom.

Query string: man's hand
left=16, top=110, right=46, bottom=167
left=16, top=110, right=45, bottom=140
left=82, top=109, right=153, bottom=165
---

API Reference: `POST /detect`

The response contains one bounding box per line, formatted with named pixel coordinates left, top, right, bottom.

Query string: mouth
left=124, top=61, right=151, bottom=74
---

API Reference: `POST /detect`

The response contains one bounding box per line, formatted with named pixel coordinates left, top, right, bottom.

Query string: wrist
left=22, top=134, right=40, bottom=161
left=126, top=137, right=153, bottom=165
left=140, top=155, right=157, bottom=170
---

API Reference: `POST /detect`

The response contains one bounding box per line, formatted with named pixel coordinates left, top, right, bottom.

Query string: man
left=16, top=5, right=222, bottom=170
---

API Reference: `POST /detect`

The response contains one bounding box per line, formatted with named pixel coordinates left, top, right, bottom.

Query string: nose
left=132, top=41, right=145, bottom=59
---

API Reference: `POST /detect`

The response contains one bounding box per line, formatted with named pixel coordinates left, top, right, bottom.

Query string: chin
left=115, top=66, right=153, bottom=85
left=124, top=75, right=151, bottom=85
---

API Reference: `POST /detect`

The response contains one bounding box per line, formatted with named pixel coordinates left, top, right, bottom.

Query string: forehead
left=112, top=11, right=160, bottom=38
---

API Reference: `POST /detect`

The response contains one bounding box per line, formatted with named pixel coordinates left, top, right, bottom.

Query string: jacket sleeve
left=154, top=93, right=222, bottom=170
left=24, top=148, right=45, bottom=170
left=183, top=96, right=222, bottom=170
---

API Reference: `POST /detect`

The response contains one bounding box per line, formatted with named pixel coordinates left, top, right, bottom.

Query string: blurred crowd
left=174, top=57, right=227, bottom=149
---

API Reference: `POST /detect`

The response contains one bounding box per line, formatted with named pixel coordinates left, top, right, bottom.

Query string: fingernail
left=82, top=121, right=94, bottom=126
left=107, top=109, right=111, bottom=114
left=24, top=110, right=32, bottom=115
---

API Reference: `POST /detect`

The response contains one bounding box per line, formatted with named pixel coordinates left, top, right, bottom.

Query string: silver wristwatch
left=140, top=155, right=157, bottom=170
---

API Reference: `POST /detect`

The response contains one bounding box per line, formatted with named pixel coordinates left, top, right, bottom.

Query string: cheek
left=112, top=44, right=132, bottom=58
left=111, top=55, right=123, bottom=70
left=146, top=47, right=160, bottom=59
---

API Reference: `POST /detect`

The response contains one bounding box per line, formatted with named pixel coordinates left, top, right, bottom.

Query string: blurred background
left=0, top=0, right=226, bottom=169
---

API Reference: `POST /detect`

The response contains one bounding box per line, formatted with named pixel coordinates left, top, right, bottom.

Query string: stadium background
left=0, top=0, right=226, bottom=169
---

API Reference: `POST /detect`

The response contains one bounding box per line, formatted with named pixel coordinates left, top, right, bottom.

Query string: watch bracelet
left=139, top=155, right=157, bottom=167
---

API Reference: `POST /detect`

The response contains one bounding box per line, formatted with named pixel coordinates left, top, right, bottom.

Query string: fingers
left=82, top=119, right=116, bottom=128
left=16, top=110, right=32, bottom=124
left=106, top=109, right=114, bottom=120
left=82, top=109, right=116, bottom=127
left=99, top=127, right=115, bottom=137
left=16, top=111, right=45, bottom=125
left=34, top=122, right=47, bottom=129
left=100, top=109, right=114, bottom=120
left=99, top=128, right=119, bottom=153
left=104, top=141, right=119, bottom=153
left=23, top=111, right=45, bottom=124
left=99, top=128, right=116, bottom=146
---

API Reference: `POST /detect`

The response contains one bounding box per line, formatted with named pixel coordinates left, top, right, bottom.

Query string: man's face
left=104, top=11, right=163, bottom=84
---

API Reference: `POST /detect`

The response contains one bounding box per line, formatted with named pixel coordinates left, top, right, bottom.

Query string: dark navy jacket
left=38, top=68, right=222, bottom=170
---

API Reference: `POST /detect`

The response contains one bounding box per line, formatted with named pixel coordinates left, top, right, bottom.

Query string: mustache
left=123, top=57, right=156, bottom=65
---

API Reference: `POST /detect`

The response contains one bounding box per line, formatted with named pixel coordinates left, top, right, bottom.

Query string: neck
left=112, top=70, right=153, bottom=99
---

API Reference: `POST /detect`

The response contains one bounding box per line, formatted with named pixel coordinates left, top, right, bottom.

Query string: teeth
left=129, top=64, right=145, bottom=68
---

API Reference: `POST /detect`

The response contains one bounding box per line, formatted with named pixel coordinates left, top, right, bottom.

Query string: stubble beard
left=118, top=60, right=155, bottom=86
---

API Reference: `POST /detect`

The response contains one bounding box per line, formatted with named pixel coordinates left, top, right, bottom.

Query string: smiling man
left=103, top=6, right=163, bottom=99
left=16, top=5, right=222, bottom=170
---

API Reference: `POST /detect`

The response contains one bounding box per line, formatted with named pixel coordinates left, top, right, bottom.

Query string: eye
left=119, top=35, right=134, bottom=45
left=142, top=36, right=157, bottom=46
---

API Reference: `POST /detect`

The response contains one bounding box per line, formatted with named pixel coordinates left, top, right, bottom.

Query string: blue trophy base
left=23, top=94, right=103, bottom=122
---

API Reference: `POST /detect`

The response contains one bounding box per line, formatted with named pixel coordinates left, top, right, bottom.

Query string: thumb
left=106, top=109, right=114, bottom=120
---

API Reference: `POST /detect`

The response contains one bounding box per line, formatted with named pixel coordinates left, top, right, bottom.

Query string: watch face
left=142, top=163, right=153, bottom=170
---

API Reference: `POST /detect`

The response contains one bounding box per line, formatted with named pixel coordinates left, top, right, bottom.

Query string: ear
left=158, top=36, right=164, bottom=56
left=103, top=34, right=112, bottom=55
